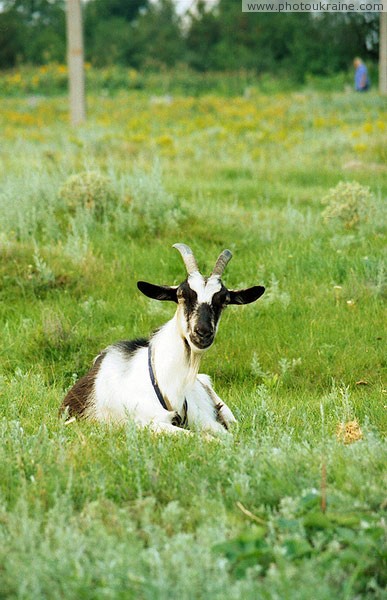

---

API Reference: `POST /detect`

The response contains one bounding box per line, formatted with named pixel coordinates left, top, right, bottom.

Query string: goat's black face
left=137, top=273, right=265, bottom=353
left=176, top=278, right=230, bottom=349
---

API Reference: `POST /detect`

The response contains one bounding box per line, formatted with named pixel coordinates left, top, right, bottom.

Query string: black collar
left=148, top=344, right=188, bottom=427
left=148, top=344, right=169, bottom=411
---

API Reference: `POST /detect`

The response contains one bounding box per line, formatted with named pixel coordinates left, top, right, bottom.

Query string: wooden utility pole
left=66, top=0, right=86, bottom=125
left=380, top=12, right=387, bottom=95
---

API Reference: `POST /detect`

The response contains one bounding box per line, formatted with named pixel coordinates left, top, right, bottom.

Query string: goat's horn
left=173, top=243, right=200, bottom=275
left=211, top=249, right=233, bottom=278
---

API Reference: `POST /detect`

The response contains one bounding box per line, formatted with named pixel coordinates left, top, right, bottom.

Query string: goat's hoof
left=171, top=411, right=183, bottom=427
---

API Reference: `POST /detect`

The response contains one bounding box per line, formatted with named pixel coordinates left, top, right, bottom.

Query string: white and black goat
left=61, top=244, right=265, bottom=434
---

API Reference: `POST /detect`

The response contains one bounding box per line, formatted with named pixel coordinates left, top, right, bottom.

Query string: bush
left=59, top=171, right=115, bottom=218
left=321, top=181, right=373, bottom=229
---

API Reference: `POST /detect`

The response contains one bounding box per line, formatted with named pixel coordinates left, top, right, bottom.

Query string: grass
left=0, top=81, right=386, bottom=599
left=0, top=63, right=354, bottom=97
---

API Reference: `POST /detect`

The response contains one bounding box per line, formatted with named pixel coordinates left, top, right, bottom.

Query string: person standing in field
left=353, top=57, right=370, bottom=92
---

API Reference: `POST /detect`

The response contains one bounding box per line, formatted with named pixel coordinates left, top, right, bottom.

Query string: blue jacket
left=355, top=64, right=370, bottom=91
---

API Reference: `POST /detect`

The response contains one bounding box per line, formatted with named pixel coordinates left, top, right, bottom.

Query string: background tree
left=186, top=0, right=220, bottom=71
left=67, top=0, right=86, bottom=125
left=379, top=12, right=387, bottom=94
left=130, top=0, right=186, bottom=68
left=0, top=10, right=26, bottom=67
left=0, top=0, right=66, bottom=64
left=84, top=0, right=148, bottom=66
left=185, top=1, right=379, bottom=80
left=0, top=0, right=381, bottom=83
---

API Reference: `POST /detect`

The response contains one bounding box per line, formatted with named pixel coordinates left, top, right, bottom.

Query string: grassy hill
left=0, top=83, right=386, bottom=598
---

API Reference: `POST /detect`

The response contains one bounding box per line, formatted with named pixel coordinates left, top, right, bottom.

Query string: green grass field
left=0, top=85, right=386, bottom=599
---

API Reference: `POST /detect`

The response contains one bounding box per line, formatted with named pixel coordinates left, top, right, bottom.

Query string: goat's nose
left=196, top=324, right=212, bottom=338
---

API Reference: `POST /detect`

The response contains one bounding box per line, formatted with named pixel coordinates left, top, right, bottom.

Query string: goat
left=61, top=244, right=265, bottom=434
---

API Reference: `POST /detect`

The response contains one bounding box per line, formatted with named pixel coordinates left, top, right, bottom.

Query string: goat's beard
left=186, top=349, right=202, bottom=384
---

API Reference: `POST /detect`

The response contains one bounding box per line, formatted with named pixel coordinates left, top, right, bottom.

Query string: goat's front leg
left=147, top=421, right=191, bottom=435
left=196, top=374, right=237, bottom=430
left=185, top=377, right=234, bottom=435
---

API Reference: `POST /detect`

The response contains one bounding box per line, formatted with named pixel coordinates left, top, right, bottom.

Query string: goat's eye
left=213, top=289, right=230, bottom=307
left=222, top=292, right=231, bottom=306
left=177, top=283, right=197, bottom=306
left=177, top=282, right=188, bottom=297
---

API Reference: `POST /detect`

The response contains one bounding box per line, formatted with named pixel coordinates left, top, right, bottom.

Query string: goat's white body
left=87, top=314, right=236, bottom=433
left=62, top=244, right=265, bottom=433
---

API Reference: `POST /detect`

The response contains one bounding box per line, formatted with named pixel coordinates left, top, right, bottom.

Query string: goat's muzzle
left=190, top=332, right=214, bottom=350
left=190, top=304, right=215, bottom=350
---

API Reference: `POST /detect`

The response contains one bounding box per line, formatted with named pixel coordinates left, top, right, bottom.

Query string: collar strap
left=148, top=344, right=170, bottom=411
left=148, top=344, right=188, bottom=427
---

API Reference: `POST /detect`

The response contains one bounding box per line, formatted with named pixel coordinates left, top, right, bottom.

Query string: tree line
left=0, top=0, right=380, bottom=81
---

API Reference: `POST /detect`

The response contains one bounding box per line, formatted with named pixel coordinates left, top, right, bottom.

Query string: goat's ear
left=228, top=286, right=265, bottom=305
left=137, top=281, right=178, bottom=303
